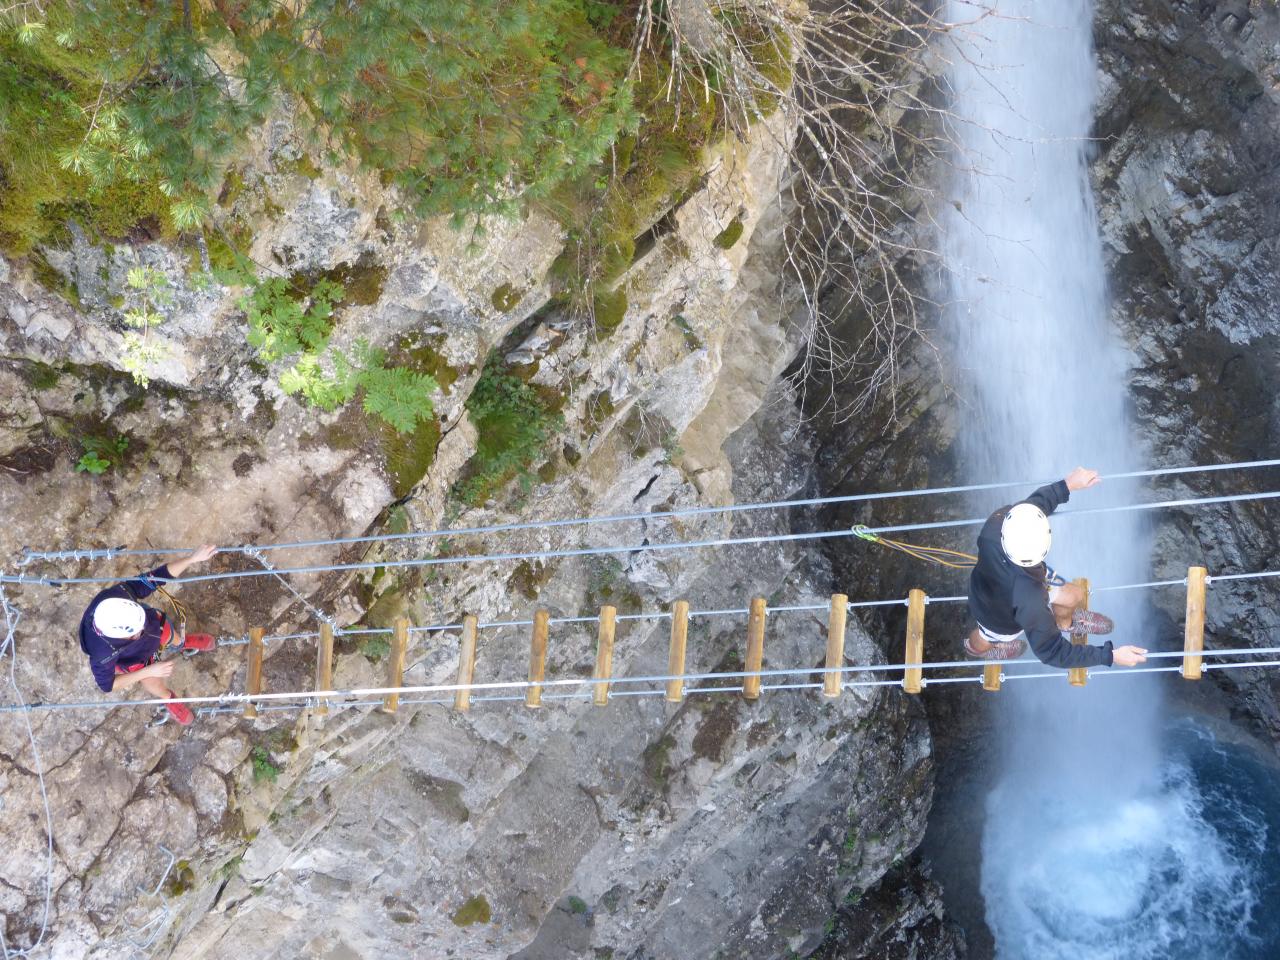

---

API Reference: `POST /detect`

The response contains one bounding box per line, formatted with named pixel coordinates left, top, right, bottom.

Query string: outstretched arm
left=1023, top=615, right=1114, bottom=669
left=1021, top=466, right=1099, bottom=518
left=166, top=544, right=217, bottom=579
left=1065, top=466, right=1100, bottom=492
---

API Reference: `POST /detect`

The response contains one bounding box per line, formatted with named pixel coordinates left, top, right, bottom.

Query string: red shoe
left=1070, top=609, right=1114, bottom=636
left=165, top=697, right=195, bottom=726
left=182, top=633, right=217, bottom=652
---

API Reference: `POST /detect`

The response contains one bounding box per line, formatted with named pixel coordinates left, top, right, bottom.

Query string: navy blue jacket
left=968, top=481, right=1113, bottom=669
left=79, top=566, right=173, bottom=692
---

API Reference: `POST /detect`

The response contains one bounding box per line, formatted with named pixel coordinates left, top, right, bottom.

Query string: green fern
left=240, top=277, right=342, bottom=362
left=239, top=273, right=435, bottom=432
left=358, top=361, right=438, bottom=434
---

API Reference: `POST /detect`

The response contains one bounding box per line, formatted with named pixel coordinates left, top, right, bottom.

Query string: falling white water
left=942, top=2, right=1262, bottom=956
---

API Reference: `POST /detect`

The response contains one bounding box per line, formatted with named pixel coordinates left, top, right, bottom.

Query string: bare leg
left=1050, top=582, right=1084, bottom=630
left=138, top=676, right=173, bottom=700
left=968, top=627, right=990, bottom=653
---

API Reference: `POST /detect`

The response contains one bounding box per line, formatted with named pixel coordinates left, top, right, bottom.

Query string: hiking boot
left=1070, top=609, right=1114, bottom=636
left=964, top=634, right=1027, bottom=661
left=182, top=633, right=216, bottom=652
left=165, top=697, right=195, bottom=726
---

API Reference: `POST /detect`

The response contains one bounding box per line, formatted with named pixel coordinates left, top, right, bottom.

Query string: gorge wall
left=1, top=2, right=1278, bottom=959
left=806, top=2, right=1280, bottom=956
left=0, top=89, right=950, bottom=960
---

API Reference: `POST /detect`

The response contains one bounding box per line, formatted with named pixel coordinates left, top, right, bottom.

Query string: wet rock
left=809, top=856, right=967, bottom=960
left=1093, top=0, right=1280, bottom=734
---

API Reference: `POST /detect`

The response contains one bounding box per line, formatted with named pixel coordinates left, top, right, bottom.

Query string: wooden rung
left=665, top=601, right=689, bottom=703
left=243, top=627, right=265, bottom=719
left=742, top=597, right=767, bottom=700
left=593, top=606, right=617, bottom=706
left=1183, top=566, right=1208, bottom=680
left=527, top=609, right=549, bottom=708
left=982, top=663, right=1002, bottom=692
left=454, top=615, right=478, bottom=712
left=903, top=589, right=925, bottom=694
left=1068, top=577, right=1090, bottom=688
left=382, top=617, right=410, bottom=713
left=823, top=594, right=848, bottom=698
left=314, top=622, right=334, bottom=717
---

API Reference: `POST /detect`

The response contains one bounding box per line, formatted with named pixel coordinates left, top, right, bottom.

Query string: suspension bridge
left=2, top=458, right=1279, bottom=960
left=1, top=457, right=1277, bottom=721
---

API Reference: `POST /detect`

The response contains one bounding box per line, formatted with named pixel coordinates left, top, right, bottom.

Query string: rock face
left=1091, top=0, right=1280, bottom=734
left=0, top=103, right=942, bottom=959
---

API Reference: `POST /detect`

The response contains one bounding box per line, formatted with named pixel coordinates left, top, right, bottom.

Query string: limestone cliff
left=0, top=97, right=944, bottom=959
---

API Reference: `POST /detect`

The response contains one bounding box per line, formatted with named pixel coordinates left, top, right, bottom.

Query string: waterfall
left=942, top=2, right=1263, bottom=956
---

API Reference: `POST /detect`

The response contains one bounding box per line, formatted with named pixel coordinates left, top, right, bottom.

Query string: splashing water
left=941, top=1, right=1275, bottom=956
left=981, top=748, right=1264, bottom=959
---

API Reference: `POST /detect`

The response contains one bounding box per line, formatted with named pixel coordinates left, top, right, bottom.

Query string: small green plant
left=669, top=313, right=701, bottom=350
left=452, top=358, right=563, bottom=506
left=238, top=273, right=438, bottom=433
left=75, top=451, right=110, bottom=475
left=567, top=895, right=589, bottom=915
left=120, top=266, right=171, bottom=386
left=25, top=361, right=61, bottom=390
left=587, top=556, right=625, bottom=602
left=361, top=635, right=392, bottom=663
left=74, top=434, right=128, bottom=475
left=660, top=429, right=683, bottom=462
left=250, top=746, right=280, bottom=784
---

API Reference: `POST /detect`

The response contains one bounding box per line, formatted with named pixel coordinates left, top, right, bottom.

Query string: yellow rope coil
left=851, top=525, right=977, bottom=570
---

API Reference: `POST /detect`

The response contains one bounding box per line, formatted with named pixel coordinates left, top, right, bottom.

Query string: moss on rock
left=592, top=287, right=628, bottom=334
left=713, top=217, right=745, bottom=250
left=451, top=895, right=492, bottom=926
left=381, top=416, right=442, bottom=500
left=490, top=282, right=525, bottom=313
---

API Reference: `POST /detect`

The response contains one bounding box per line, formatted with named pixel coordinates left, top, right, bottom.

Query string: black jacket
left=968, top=481, right=1113, bottom=669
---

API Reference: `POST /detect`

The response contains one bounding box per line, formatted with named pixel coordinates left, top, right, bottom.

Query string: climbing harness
left=153, top=585, right=187, bottom=631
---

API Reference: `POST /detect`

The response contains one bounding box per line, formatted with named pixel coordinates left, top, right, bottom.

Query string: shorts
left=976, top=585, right=1065, bottom=644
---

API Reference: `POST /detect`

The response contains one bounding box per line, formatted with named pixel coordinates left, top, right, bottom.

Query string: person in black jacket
left=79, top=545, right=218, bottom=725
left=965, top=467, right=1148, bottom=669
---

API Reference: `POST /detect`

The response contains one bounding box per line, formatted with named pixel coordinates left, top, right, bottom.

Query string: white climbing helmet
left=1000, top=503, right=1051, bottom=567
left=93, top=597, right=146, bottom=639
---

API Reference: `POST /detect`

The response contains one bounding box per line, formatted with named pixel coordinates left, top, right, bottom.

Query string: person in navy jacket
left=79, top=545, right=218, bottom=725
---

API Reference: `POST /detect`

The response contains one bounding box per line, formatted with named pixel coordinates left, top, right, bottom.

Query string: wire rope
left=16, top=458, right=1280, bottom=565
left=6, top=488, right=1279, bottom=589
